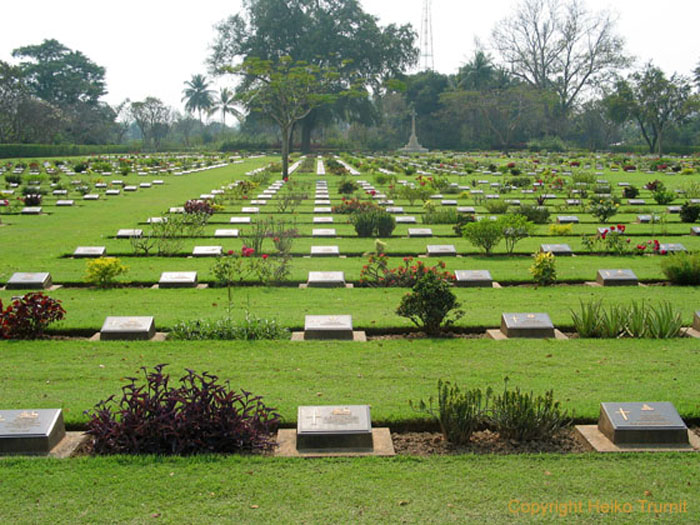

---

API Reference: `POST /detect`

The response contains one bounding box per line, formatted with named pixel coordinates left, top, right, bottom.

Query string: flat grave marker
left=312, top=228, right=336, bottom=237
left=499, top=313, right=555, bottom=339
left=395, top=216, right=416, bottom=224
left=306, top=271, right=347, bottom=288
left=557, top=216, right=579, bottom=224
left=116, top=229, right=142, bottom=238
left=540, top=243, right=573, bottom=256
left=310, top=246, right=340, bottom=257
left=192, top=246, right=223, bottom=257
left=303, top=315, right=353, bottom=340
left=408, top=228, right=432, bottom=237
left=73, top=246, right=106, bottom=258
left=296, top=405, right=372, bottom=451
left=659, top=243, right=686, bottom=253
left=596, top=269, right=638, bottom=287
left=100, top=316, right=156, bottom=341
left=0, top=409, right=66, bottom=455
left=454, top=270, right=493, bottom=288
left=214, top=229, right=239, bottom=238
left=427, top=244, right=457, bottom=256
left=6, top=272, right=52, bottom=290
left=159, top=271, right=198, bottom=288
left=230, top=217, right=251, bottom=224
left=55, top=200, right=74, bottom=206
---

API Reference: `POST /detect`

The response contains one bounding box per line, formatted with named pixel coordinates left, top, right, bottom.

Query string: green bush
left=489, top=379, right=568, bottom=441
left=660, top=252, right=700, bottom=285
left=350, top=209, right=395, bottom=237
left=679, top=202, right=700, bottom=223
left=170, top=314, right=288, bottom=341
left=513, top=204, right=550, bottom=224
left=571, top=299, right=684, bottom=338
left=337, top=179, right=359, bottom=195
left=499, top=214, right=534, bottom=255
left=396, top=271, right=463, bottom=336
left=462, top=220, right=503, bottom=255
left=529, top=251, right=556, bottom=286
left=422, top=207, right=459, bottom=225
left=410, top=380, right=488, bottom=445
left=84, top=257, right=129, bottom=288
left=484, top=200, right=510, bottom=214
left=652, top=183, right=676, bottom=205
left=588, top=196, right=620, bottom=223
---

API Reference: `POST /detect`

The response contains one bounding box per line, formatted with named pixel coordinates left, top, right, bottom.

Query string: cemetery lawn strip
left=3, top=285, right=698, bottom=332
left=0, top=453, right=698, bottom=524
left=0, top=339, right=697, bottom=426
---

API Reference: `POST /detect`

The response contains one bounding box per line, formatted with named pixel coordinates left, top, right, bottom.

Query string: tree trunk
left=300, top=111, right=318, bottom=153
left=281, top=124, right=291, bottom=180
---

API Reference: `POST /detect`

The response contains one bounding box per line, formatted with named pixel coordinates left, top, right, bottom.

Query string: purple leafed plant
left=85, top=364, right=280, bottom=455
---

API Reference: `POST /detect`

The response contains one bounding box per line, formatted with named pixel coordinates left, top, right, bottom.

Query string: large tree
left=215, top=87, right=242, bottom=127
left=230, top=56, right=348, bottom=178
left=130, top=97, right=172, bottom=150
left=492, top=0, right=628, bottom=117
left=209, top=0, right=417, bottom=151
left=182, top=74, right=214, bottom=124
left=607, top=64, right=695, bottom=155
left=12, top=39, right=106, bottom=107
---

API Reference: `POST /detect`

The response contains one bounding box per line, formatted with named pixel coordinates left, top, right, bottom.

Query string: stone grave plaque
left=230, top=217, right=251, bottom=224
left=250, top=200, right=267, bottom=205
left=159, top=271, right=198, bottom=288
left=95, top=183, right=107, bottom=189
left=455, top=270, right=492, bottom=288
left=557, top=216, right=579, bottom=224
left=598, top=402, right=689, bottom=445
left=310, top=246, right=340, bottom=257
left=169, top=207, right=185, bottom=214
left=241, top=207, right=259, bottom=213
left=628, top=199, right=645, bottom=205
left=83, top=194, right=100, bottom=200
left=313, top=217, right=334, bottom=224
left=192, top=246, right=222, bottom=257
left=52, top=190, right=67, bottom=196
left=312, top=228, right=336, bottom=237
left=540, top=244, right=572, bottom=255
left=123, top=185, right=137, bottom=192
left=691, top=227, right=700, bottom=236
left=314, top=200, right=331, bottom=205
left=386, top=207, right=404, bottom=214
left=637, top=215, right=659, bottom=224
left=0, top=409, right=66, bottom=455
left=395, top=216, right=416, bottom=224
left=307, top=271, right=346, bottom=288
left=304, top=315, right=353, bottom=340
left=105, top=189, right=121, bottom=196
left=6, top=272, right=52, bottom=290
left=659, top=243, right=686, bottom=253
left=21, top=207, right=42, bottom=215
left=408, top=228, right=432, bottom=237
left=457, top=207, right=476, bottom=214
left=139, top=183, right=151, bottom=189
left=147, top=217, right=166, bottom=224
left=73, top=246, right=106, bottom=258
left=214, top=229, right=239, bottom=238
left=55, top=200, right=74, bottom=206
left=500, top=313, right=555, bottom=338
left=116, top=229, right=142, bottom=238
left=152, top=180, right=164, bottom=185
left=596, top=269, right=638, bottom=286
left=296, top=405, right=373, bottom=452
left=667, top=206, right=681, bottom=214
left=314, top=207, right=332, bottom=213
left=427, top=245, right=457, bottom=256
left=441, top=200, right=457, bottom=206
left=100, top=316, right=156, bottom=341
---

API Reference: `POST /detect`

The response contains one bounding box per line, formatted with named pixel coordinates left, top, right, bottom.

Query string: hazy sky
left=1, top=0, right=698, bottom=115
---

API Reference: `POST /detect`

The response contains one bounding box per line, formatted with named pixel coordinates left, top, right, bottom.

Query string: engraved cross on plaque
left=617, top=407, right=630, bottom=421
left=305, top=408, right=321, bottom=427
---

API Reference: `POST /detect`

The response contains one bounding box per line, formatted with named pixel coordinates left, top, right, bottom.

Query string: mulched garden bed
left=391, top=429, right=587, bottom=455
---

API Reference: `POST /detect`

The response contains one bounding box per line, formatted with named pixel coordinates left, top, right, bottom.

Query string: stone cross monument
left=400, top=109, right=428, bottom=153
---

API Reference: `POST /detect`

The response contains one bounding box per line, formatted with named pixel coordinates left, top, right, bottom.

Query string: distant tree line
left=1, top=0, right=699, bottom=154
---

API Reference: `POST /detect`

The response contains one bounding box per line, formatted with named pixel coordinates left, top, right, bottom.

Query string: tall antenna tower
left=419, top=0, right=434, bottom=71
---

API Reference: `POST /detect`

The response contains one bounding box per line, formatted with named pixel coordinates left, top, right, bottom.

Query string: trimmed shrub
left=0, top=292, right=66, bottom=339
left=84, top=257, right=128, bottom=288
left=513, top=204, right=550, bottom=224
left=85, top=365, right=280, bottom=455
left=396, top=271, right=463, bottom=336
left=462, top=220, right=503, bottom=255
left=679, top=202, right=700, bottom=223
left=170, top=314, right=288, bottom=341
left=660, top=252, right=700, bottom=285
left=350, top=209, right=395, bottom=237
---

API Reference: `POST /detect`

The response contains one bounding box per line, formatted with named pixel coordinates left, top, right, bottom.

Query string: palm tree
left=216, top=87, right=242, bottom=127
left=182, top=74, right=214, bottom=124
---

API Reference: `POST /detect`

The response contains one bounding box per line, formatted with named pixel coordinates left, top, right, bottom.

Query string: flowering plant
left=359, top=254, right=454, bottom=287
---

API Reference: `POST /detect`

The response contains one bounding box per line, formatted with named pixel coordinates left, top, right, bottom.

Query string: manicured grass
left=3, top=284, right=698, bottom=331
left=1, top=339, right=698, bottom=426
left=1, top=454, right=698, bottom=524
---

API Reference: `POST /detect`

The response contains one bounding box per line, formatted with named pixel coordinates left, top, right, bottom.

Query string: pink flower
left=261, top=254, right=268, bottom=260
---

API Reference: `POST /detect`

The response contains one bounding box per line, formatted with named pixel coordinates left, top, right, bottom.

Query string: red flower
left=227, top=250, right=234, bottom=256
left=610, top=225, right=615, bottom=231
left=262, top=254, right=268, bottom=260
left=660, top=250, right=667, bottom=255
